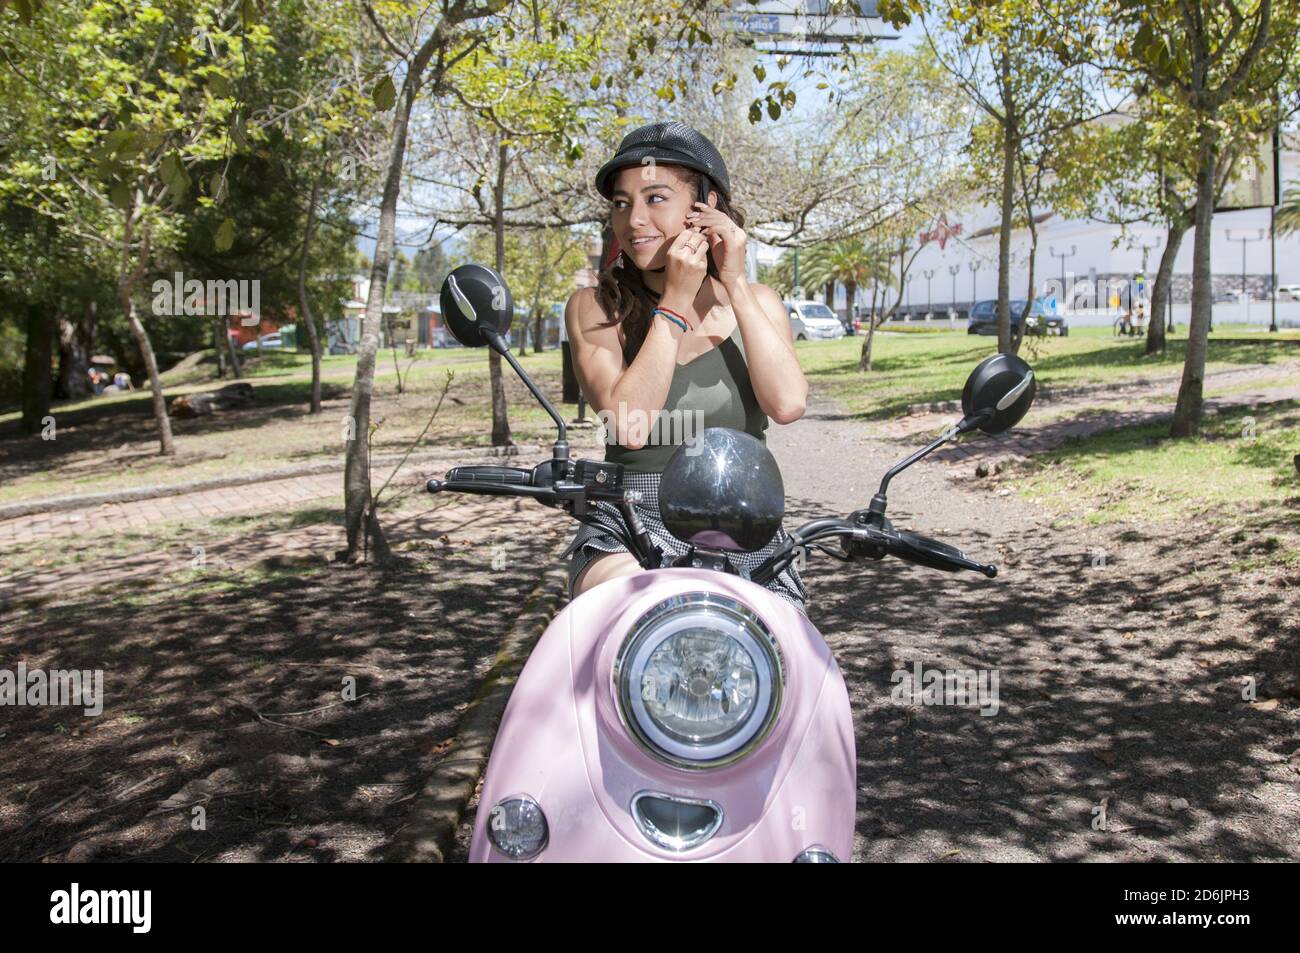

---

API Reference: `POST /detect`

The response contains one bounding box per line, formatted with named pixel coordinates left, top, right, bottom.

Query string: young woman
left=562, top=121, right=810, bottom=609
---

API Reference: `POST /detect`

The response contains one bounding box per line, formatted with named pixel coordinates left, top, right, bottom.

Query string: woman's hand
left=661, top=226, right=710, bottom=314
left=688, top=201, right=746, bottom=288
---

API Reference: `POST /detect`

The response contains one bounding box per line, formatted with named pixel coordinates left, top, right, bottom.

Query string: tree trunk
left=859, top=309, right=878, bottom=372
left=824, top=279, right=835, bottom=308
left=342, top=73, right=420, bottom=560
left=299, top=176, right=323, bottom=414
left=21, top=303, right=54, bottom=434
left=845, top=280, right=857, bottom=327
left=533, top=308, right=543, bottom=353
left=225, top=323, right=242, bottom=378
left=490, top=138, right=512, bottom=447
left=996, top=120, right=1016, bottom=355
left=213, top=315, right=228, bottom=378
left=1146, top=218, right=1188, bottom=355
left=1170, top=132, right=1218, bottom=438
left=57, top=299, right=94, bottom=400
left=122, top=283, right=175, bottom=455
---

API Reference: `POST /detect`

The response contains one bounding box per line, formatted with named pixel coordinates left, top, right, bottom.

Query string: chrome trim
left=612, top=592, right=784, bottom=771
left=997, top=369, right=1035, bottom=410
left=793, top=846, right=840, bottom=863
left=630, top=790, right=725, bottom=852
left=447, top=273, right=476, bottom=324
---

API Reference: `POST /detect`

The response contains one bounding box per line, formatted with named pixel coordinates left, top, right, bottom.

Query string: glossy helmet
left=594, top=121, right=731, bottom=203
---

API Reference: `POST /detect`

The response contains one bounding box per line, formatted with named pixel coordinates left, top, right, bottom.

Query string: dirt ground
left=450, top=389, right=1300, bottom=861
left=0, top=491, right=568, bottom=863
left=775, top=394, right=1299, bottom=862
left=3, top=378, right=1297, bottom=862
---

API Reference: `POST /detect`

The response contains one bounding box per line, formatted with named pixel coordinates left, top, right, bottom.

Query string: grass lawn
left=801, top=325, right=1300, bottom=420
left=3, top=326, right=1297, bottom=507
left=0, top=346, right=573, bottom=505
left=1013, top=399, right=1300, bottom=567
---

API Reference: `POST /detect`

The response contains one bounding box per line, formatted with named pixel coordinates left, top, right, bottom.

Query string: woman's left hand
left=687, top=201, right=747, bottom=288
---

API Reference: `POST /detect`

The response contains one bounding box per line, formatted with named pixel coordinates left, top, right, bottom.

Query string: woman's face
left=609, top=163, right=715, bottom=270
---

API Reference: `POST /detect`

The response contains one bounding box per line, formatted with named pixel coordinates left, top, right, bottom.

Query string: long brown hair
left=594, top=166, right=745, bottom=366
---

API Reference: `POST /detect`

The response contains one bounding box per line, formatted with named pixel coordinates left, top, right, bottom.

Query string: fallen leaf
left=322, top=738, right=341, bottom=746
left=1250, top=699, right=1279, bottom=711
left=1194, top=609, right=1214, bottom=619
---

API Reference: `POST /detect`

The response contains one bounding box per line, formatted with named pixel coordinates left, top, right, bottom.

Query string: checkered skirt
left=560, top=471, right=809, bottom=610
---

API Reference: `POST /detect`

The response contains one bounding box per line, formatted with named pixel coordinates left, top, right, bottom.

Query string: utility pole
left=968, top=259, right=981, bottom=308
left=923, top=268, right=935, bottom=318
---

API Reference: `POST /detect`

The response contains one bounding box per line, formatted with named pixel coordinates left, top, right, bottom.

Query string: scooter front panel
left=471, top=568, right=855, bottom=862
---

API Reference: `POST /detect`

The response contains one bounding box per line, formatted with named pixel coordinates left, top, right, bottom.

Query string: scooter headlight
left=615, top=593, right=782, bottom=769
left=486, top=795, right=548, bottom=860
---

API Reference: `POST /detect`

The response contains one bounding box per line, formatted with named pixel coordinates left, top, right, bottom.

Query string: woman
left=562, top=121, right=810, bottom=609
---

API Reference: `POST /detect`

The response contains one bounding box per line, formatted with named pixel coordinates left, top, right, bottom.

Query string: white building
left=762, top=135, right=1300, bottom=329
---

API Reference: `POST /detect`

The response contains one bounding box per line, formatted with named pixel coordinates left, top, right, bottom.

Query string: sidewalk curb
left=385, top=560, right=570, bottom=863
left=0, top=444, right=550, bottom=521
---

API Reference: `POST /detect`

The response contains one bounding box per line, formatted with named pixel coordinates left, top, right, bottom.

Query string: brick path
left=0, top=472, right=344, bottom=545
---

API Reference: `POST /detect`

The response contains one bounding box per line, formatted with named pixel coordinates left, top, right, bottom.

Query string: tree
left=341, top=0, right=509, bottom=562
left=471, top=224, right=591, bottom=353
left=1, top=0, right=268, bottom=454
left=881, top=0, right=1105, bottom=355
left=1091, top=0, right=1299, bottom=436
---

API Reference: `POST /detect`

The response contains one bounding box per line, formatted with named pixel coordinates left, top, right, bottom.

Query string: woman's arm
left=565, top=228, right=711, bottom=450
left=687, top=201, right=806, bottom=424
left=564, top=287, right=681, bottom=450
left=725, top=280, right=807, bottom=425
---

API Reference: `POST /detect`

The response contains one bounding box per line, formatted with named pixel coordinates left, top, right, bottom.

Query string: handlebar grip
left=444, top=465, right=533, bottom=486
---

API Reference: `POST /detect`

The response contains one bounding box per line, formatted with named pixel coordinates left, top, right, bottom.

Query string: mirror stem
left=486, top=331, right=569, bottom=462
left=864, top=423, right=960, bottom=525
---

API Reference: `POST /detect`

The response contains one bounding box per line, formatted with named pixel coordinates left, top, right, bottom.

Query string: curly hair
left=593, top=166, right=745, bottom=366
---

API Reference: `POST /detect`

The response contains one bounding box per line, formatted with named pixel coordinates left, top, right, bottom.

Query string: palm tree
left=1277, top=183, right=1300, bottom=235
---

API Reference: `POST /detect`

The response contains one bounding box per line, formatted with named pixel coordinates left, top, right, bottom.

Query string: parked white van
left=785, top=300, right=845, bottom=341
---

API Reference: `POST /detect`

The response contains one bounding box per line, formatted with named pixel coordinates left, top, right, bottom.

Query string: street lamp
left=923, top=268, right=935, bottom=319
left=1049, top=244, right=1077, bottom=308
left=1225, top=229, right=1265, bottom=327
left=968, top=259, right=981, bottom=307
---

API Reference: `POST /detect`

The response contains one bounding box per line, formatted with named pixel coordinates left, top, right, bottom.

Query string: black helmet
left=594, top=121, right=731, bottom=202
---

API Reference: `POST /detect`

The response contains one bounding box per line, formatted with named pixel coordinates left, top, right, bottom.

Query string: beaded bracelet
left=653, top=308, right=690, bottom=334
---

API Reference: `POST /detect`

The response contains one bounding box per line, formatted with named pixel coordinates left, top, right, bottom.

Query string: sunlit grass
left=1018, top=400, right=1300, bottom=532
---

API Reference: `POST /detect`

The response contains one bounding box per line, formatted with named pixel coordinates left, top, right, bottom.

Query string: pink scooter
left=428, top=265, right=1037, bottom=862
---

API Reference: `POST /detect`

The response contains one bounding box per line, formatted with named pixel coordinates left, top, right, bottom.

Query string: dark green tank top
left=604, top=325, right=769, bottom=474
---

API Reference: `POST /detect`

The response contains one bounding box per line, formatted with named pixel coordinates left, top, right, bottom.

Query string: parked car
left=1277, top=284, right=1300, bottom=301
left=967, top=298, right=1068, bottom=336
left=242, top=332, right=287, bottom=351
left=785, top=300, right=846, bottom=341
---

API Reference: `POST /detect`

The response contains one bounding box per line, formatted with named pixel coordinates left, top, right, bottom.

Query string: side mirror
left=439, top=263, right=513, bottom=350
left=960, top=353, right=1036, bottom=435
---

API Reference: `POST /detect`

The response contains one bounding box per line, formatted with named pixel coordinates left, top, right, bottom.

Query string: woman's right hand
left=661, top=227, right=709, bottom=313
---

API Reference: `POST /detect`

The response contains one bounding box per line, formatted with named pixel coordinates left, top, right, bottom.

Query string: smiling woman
left=561, top=121, right=809, bottom=605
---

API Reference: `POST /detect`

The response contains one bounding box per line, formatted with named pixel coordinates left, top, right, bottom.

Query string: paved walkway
left=0, top=473, right=343, bottom=544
